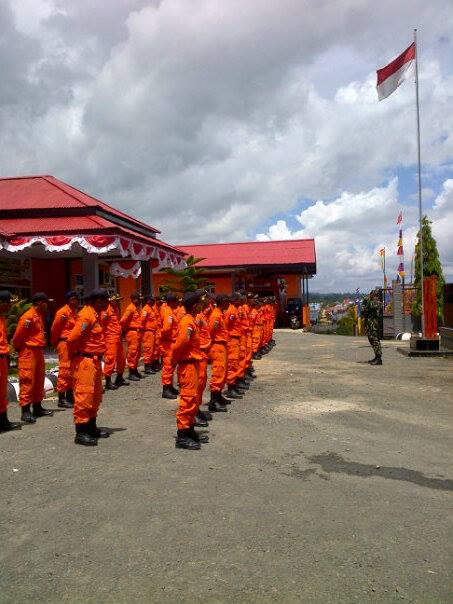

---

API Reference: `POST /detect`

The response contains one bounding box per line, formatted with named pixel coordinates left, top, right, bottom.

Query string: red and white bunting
left=110, top=261, right=142, bottom=279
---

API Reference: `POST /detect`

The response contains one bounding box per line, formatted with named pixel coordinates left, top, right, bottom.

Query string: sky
left=1, top=0, right=453, bottom=292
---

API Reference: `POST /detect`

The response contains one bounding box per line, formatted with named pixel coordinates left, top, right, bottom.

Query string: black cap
left=0, top=290, right=12, bottom=302
left=131, top=292, right=143, bottom=300
left=65, top=290, right=78, bottom=300
left=215, top=294, right=229, bottom=304
left=164, top=292, right=177, bottom=302
left=183, top=290, right=204, bottom=309
left=144, top=294, right=155, bottom=303
left=87, top=288, right=109, bottom=301
left=32, top=292, right=53, bottom=303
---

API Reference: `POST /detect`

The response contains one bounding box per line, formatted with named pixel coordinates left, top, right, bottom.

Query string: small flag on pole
left=379, top=248, right=385, bottom=270
left=376, top=43, right=415, bottom=101
left=396, top=211, right=403, bottom=224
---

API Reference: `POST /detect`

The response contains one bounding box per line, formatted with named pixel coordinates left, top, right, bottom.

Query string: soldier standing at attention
left=141, top=295, right=159, bottom=375
left=160, top=293, right=179, bottom=399
left=50, top=290, right=79, bottom=408
left=172, top=290, right=207, bottom=450
left=0, top=291, right=21, bottom=432
left=12, top=292, right=54, bottom=424
left=194, top=297, right=212, bottom=426
left=120, top=292, right=144, bottom=381
left=102, top=294, right=128, bottom=390
left=361, top=288, right=383, bottom=365
left=67, top=289, right=110, bottom=446
left=224, top=294, right=243, bottom=400
left=207, top=294, right=230, bottom=412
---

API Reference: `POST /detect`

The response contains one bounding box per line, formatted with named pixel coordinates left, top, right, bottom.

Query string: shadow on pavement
left=307, top=452, right=453, bottom=492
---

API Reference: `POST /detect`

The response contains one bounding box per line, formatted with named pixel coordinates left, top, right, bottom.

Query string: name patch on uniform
left=24, top=320, right=31, bottom=328
left=81, top=322, right=88, bottom=332
left=186, top=327, right=193, bottom=339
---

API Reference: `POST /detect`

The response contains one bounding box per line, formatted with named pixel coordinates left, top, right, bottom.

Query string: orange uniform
left=102, top=303, right=125, bottom=377
left=160, top=303, right=177, bottom=386
left=50, top=303, right=78, bottom=394
left=251, top=306, right=264, bottom=353
left=225, top=303, right=241, bottom=386
left=120, top=302, right=143, bottom=370
left=208, top=306, right=228, bottom=393
left=0, top=316, right=9, bottom=414
left=172, top=314, right=202, bottom=430
left=12, top=306, right=46, bottom=407
left=141, top=303, right=159, bottom=365
left=195, top=310, right=211, bottom=406
left=67, top=305, right=106, bottom=425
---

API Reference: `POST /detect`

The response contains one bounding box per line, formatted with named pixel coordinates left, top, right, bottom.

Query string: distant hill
left=309, top=292, right=357, bottom=305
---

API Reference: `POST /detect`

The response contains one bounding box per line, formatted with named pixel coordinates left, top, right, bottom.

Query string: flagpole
left=414, top=28, right=425, bottom=337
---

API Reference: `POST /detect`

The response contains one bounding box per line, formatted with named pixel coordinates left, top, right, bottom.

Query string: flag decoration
left=376, top=43, right=415, bottom=101
left=397, top=262, right=405, bottom=277
left=396, top=211, right=403, bottom=225
left=379, top=248, right=385, bottom=270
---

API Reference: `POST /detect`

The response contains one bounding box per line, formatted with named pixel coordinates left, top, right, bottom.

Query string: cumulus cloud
left=1, top=0, right=453, bottom=289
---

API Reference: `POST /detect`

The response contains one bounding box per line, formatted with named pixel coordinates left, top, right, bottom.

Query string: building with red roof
left=0, top=175, right=185, bottom=307
left=153, top=239, right=317, bottom=326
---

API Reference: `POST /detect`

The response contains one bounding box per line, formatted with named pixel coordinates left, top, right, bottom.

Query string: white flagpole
left=414, top=28, right=425, bottom=337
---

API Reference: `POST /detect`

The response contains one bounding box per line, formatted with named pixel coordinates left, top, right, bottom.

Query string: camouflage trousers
left=367, top=330, right=382, bottom=357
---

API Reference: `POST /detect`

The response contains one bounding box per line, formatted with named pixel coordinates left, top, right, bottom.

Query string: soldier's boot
left=74, top=423, right=97, bottom=446
left=58, top=391, right=72, bottom=408
left=66, top=390, right=74, bottom=406
left=0, top=411, right=21, bottom=432
left=367, top=356, right=377, bottom=364
left=194, top=412, right=209, bottom=427
left=20, top=404, right=36, bottom=424
left=169, top=384, right=179, bottom=395
left=162, top=386, right=177, bottom=400
left=151, top=360, right=161, bottom=372
left=188, top=425, right=209, bottom=443
left=208, top=392, right=228, bottom=412
left=198, top=408, right=212, bottom=422
left=128, top=369, right=140, bottom=382
left=105, top=376, right=118, bottom=390
left=236, top=378, right=249, bottom=390
left=225, top=386, right=243, bottom=399
left=144, top=364, right=156, bottom=375
left=370, top=356, right=383, bottom=365
left=32, top=402, right=53, bottom=417
left=114, top=374, right=129, bottom=387
left=87, top=417, right=110, bottom=438
left=175, top=429, right=201, bottom=450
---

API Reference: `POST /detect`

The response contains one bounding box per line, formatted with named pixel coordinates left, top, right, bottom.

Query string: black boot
left=32, top=402, right=54, bottom=418
left=144, top=364, right=156, bottom=375
left=74, top=423, right=97, bottom=446
left=370, top=356, right=383, bottom=365
left=188, top=426, right=209, bottom=443
left=21, top=404, right=36, bottom=424
left=0, top=411, right=21, bottom=432
left=87, top=418, right=110, bottom=438
left=105, top=376, right=118, bottom=390
left=367, top=356, right=377, bottom=364
left=58, top=391, right=72, bottom=408
left=131, top=368, right=143, bottom=379
left=169, top=384, right=179, bottom=395
left=151, top=360, right=161, bottom=372
left=162, top=385, right=177, bottom=400
left=253, top=353, right=262, bottom=360
left=208, top=392, right=228, bottom=412
left=217, top=392, right=231, bottom=405
left=65, top=390, right=74, bottom=406
left=114, top=374, right=129, bottom=387
left=175, top=428, right=201, bottom=450
left=236, top=378, right=249, bottom=390
left=198, top=408, right=212, bottom=422
left=128, top=370, right=140, bottom=382
left=225, top=386, right=243, bottom=399
left=194, top=412, right=209, bottom=427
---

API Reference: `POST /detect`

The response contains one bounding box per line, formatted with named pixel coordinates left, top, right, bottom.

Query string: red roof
left=178, top=239, right=316, bottom=270
left=0, top=175, right=160, bottom=234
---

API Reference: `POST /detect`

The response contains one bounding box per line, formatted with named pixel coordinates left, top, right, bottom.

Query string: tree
left=412, top=216, right=445, bottom=318
left=7, top=299, right=32, bottom=341
left=162, top=255, right=208, bottom=293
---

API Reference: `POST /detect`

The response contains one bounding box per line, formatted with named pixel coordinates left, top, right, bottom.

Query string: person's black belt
left=229, top=335, right=241, bottom=339
left=140, top=329, right=156, bottom=332
left=75, top=352, right=104, bottom=361
left=178, top=359, right=198, bottom=365
left=0, top=353, right=8, bottom=359
left=58, top=337, right=68, bottom=342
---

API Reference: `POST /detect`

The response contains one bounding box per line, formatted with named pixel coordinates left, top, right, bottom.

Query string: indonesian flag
left=396, top=210, right=403, bottom=224
left=376, top=43, right=415, bottom=101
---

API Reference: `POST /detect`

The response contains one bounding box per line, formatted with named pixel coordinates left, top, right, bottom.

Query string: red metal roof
left=178, top=239, right=316, bottom=270
left=0, top=175, right=160, bottom=234
left=0, top=215, right=112, bottom=235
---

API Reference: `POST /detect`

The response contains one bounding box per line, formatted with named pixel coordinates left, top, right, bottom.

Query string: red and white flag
left=396, top=210, right=403, bottom=224
left=376, top=43, right=415, bottom=101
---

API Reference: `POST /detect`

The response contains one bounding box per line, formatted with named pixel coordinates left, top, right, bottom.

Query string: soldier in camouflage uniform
left=361, top=288, right=382, bottom=365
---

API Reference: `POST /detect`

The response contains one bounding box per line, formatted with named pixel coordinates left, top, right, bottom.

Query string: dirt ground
left=1, top=331, right=452, bottom=604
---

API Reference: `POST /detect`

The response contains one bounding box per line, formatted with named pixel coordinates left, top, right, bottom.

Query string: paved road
left=1, top=332, right=452, bottom=603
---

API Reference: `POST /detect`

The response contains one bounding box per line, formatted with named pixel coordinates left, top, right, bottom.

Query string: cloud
left=1, top=0, right=452, bottom=279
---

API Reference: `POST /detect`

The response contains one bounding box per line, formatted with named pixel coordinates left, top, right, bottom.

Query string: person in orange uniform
left=207, top=294, right=230, bottom=412
left=224, top=294, right=243, bottom=399
left=120, top=292, right=144, bottom=381
left=0, top=291, right=21, bottom=432
left=12, top=292, right=54, bottom=424
left=102, top=294, right=128, bottom=390
left=160, top=292, right=179, bottom=399
left=172, top=290, right=207, bottom=450
left=252, top=299, right=265, bottom=359
left=141, top=295, right=159, bottom=375
left=67, top=288, right=109, bottom=446
left=194, top=297, right=212, bottom=426
left=230, top=292, right=252, bottom=394
left=50, top=290, right=79, bottom=408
